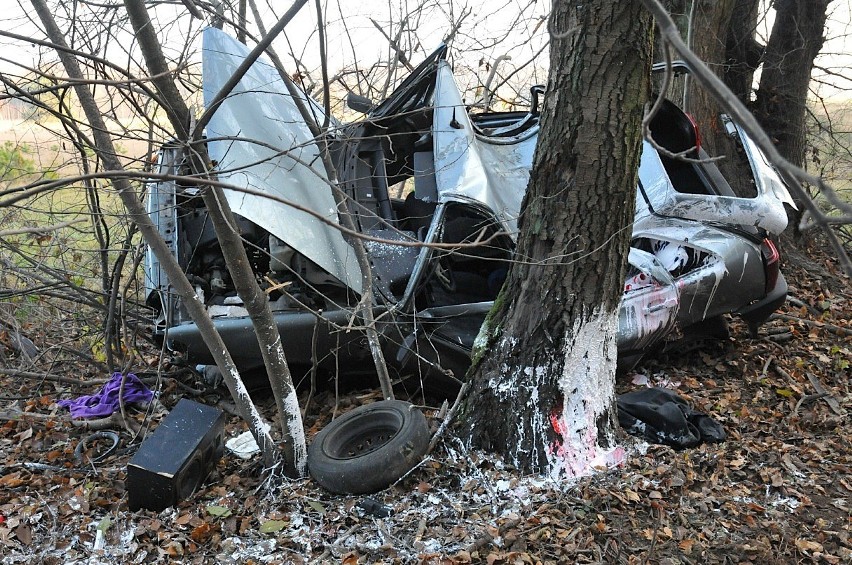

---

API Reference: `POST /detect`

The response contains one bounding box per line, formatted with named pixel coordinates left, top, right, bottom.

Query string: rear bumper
left=737, top=272, right=787, bottom=328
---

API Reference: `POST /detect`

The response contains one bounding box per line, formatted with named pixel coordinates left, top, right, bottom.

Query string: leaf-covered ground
left=1, top=240, right=849, bottom=564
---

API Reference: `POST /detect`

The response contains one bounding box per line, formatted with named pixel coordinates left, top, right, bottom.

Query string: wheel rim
left=323, top=409, right=403, bottom=459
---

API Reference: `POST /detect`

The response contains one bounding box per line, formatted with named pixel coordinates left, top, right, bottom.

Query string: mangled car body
left=144, top=29, right=794, bottom=392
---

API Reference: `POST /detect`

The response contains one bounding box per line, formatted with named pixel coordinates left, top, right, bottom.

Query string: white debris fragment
left=631, top=373, right=650, bottom=386
left=226, top=422, right=272, bottom=459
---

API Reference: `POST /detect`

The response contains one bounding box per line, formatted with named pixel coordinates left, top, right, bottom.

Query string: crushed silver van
left=144, top=29, right=793, bottom=393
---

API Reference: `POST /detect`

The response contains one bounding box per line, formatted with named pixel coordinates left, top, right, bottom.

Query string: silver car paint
left=636, top=138, right=791, bottom=235
left=433, top=61, right=536, bottom=239
left=202, top=28, right=363, bottom=293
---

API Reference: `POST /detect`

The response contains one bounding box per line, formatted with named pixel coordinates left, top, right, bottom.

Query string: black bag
left=617, top=387, right=725, bottom=448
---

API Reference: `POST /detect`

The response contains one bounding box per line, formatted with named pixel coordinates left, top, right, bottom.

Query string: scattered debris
left=0, top=240, right=848, bottom=562
left=57, top=372, right=153, bottom=419
left=127, top=399, right=225, bottom=511
left=617, top=386, right=726, bottom=448
left=225, top=424, right=269, bottom=460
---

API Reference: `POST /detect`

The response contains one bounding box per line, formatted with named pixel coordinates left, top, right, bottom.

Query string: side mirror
left=347, top=92, right=374, bottom=114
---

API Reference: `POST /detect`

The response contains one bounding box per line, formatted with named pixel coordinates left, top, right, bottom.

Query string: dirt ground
left=0, top=237, right=849, bottom=564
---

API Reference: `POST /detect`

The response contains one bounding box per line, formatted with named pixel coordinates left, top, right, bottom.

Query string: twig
left=793, top=392, right=827, bottom=416
left=0, top=369, right=109, bottom=387
left=0, top=410, right=60, bottom=422
left=765, top=332, right=793, bottom=343
left=216, top=400, right=241, bottom=417
left=303, top=317, right=320, bottom=418
left=370, top=18, right=413, bottom=71
left=786, top=296, right=820, bottom=316
left=768, top=313, right=852, bottom=337
left=413, top=519, right=426, bottom=544
left=773, top=364, right=795, bottom=383
left=427, top=380, right=470, bottom=454
left=760, top=356, right=775, bottom=379
left=805, top=372, right=845, bottom=416
left=69, top=412, right=140, bottom=433
left=0, top=219, right=85, bottom=237
left=467, top=517, right=522, bottom=553
left=643, top=506, right=662, bottom=565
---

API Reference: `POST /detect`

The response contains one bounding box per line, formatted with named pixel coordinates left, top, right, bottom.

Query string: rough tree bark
left=723, top=0, right=764, bottom=104
left=682, top=0, right=734, bottom=157
left=458, top=0, right=652, bottom=476
left=753, top=0, right=830, bottom=232
left=754, top=0, right=830, bottom=173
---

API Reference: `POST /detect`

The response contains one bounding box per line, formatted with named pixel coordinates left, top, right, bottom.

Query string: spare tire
left=308, top=400, right=429, bottom=494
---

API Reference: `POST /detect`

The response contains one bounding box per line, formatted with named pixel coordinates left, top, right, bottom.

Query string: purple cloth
left=58, top=372, right=154, bottom=419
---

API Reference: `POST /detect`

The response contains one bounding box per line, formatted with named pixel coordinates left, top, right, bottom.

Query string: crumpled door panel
left=636, top=139, right=792, bottom=235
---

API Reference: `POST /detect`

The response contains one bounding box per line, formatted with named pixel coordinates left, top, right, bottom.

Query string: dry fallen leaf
left=795, top=539, right=824, bottom=553
left=15, top=523, right=32, bottom=545
left=771, top=473, right=784, bottom=488
left=259, top=520, right=287, bottom=534
left=189, top=522, right=212, bottom=543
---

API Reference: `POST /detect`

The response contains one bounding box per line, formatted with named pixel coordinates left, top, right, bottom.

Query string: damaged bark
left=459, top=0, right=652, bottom=475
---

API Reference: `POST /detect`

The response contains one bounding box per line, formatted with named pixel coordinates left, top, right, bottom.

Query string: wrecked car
left=144, top=29, right=794, bottom=394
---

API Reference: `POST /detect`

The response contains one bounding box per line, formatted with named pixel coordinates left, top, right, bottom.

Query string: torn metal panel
left=618, top=249, right=680, bottom=353
left=633, top=216, right=766, bottom=323
left=202, top=28, right=362, bottom=293
left=724, top=115, right=797, bottom=210
left=636, top=139, right=791, bottom=235
left=432, top=61, right=536, bottom=238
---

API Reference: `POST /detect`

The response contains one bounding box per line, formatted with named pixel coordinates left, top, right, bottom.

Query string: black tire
left=308, top=400, right=429, bottom=494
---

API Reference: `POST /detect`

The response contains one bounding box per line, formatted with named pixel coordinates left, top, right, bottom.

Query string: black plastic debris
left=617, top=387, right=725, bottom=449
left=127, top=399, right=225, bottom=511
left=357, top=497, right=393, bottom=518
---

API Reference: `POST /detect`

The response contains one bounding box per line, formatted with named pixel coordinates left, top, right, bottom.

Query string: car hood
left=202, top=28, right=363, bottom=293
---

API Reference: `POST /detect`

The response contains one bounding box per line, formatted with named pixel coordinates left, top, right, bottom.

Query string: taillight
left=761, top=238, right=780, bottom=293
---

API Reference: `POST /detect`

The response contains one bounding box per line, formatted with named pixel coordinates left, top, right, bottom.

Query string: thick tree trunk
left=683, top=0, right=735, bottom=157
left=459, top=0, right=652, bottom=476
left=723, top=0, right=764, bottom=103
left=754, top=0, right=829, bottom=233
left=754, top=0, right=828, bottom=170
